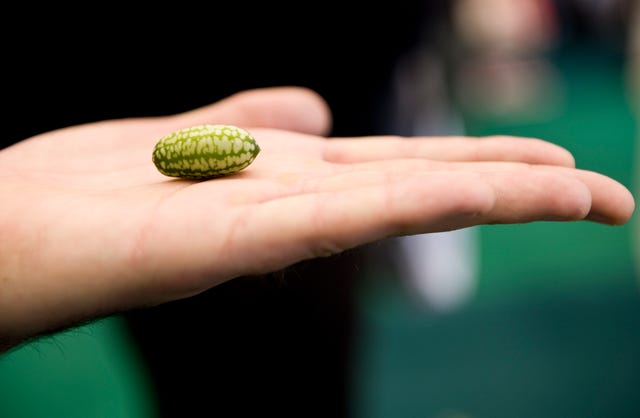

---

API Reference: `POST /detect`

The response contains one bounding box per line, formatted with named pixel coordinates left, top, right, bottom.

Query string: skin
left=0, top=86, right=635, bottom=353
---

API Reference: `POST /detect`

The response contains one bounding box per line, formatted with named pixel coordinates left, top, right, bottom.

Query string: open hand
left=0, top=87, right=634, bottom=351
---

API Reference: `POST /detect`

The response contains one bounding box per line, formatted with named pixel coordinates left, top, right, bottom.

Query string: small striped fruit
left=152, top=124, right=260, bottom=179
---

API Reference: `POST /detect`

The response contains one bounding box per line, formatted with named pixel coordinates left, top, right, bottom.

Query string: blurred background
left=354, top=1, right=640, bottom=417
left=1, top=1, right=639, bottom=417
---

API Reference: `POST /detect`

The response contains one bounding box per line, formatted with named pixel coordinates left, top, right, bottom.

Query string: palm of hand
left=0, top=87, right=633, bottom=347
left=1, top=119, right=353, bottom=302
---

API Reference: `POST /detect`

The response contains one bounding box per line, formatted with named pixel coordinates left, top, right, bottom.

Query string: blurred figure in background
left=385, top=0, right=563, bottom=312
left=354, top=1, right=639, bottom=417
left=453, top=0, right=560, bottom=120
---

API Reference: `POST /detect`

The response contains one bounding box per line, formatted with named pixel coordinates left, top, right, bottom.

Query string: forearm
left=0, top=265, right=124, bottom=354
left=0, top=196, right=141, bottom=353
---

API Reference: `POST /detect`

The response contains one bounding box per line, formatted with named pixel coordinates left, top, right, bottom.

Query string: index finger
left=323, top=135, right=576, bottom=167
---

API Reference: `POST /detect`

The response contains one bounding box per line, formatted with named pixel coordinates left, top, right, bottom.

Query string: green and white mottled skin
left=152, top=124, right=260, bottom=179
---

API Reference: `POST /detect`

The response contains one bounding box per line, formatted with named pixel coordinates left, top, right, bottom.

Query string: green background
left=0, top=317, right=157, bottom=418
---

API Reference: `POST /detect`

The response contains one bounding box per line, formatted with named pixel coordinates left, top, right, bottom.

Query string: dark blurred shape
left=555, top=0, right=633, bottom=47
left=127, top=257, right=360, bottom=417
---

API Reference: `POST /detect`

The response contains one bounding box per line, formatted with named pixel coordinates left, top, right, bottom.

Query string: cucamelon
left=152, top=124, right=260, bottom=179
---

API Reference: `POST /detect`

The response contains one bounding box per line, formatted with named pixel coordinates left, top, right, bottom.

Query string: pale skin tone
left=0, top=87, right=635, bottom=352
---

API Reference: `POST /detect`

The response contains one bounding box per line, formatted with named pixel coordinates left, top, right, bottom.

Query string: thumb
left=168, top=86, right=332, bottom=136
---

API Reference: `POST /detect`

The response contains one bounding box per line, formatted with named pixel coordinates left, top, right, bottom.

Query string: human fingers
left=169, top=86, right=332, bottom=135
left=220, top=169, right=611, bottom=279
left=323, top=136, right=576, bottom=167
left=549, top=167, right=635, bottom=225
left=464, top=166, right=633, bottom=225
left=463, top=163, right=633, bottom=224
left=258, top=156, right=633, bottom=226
